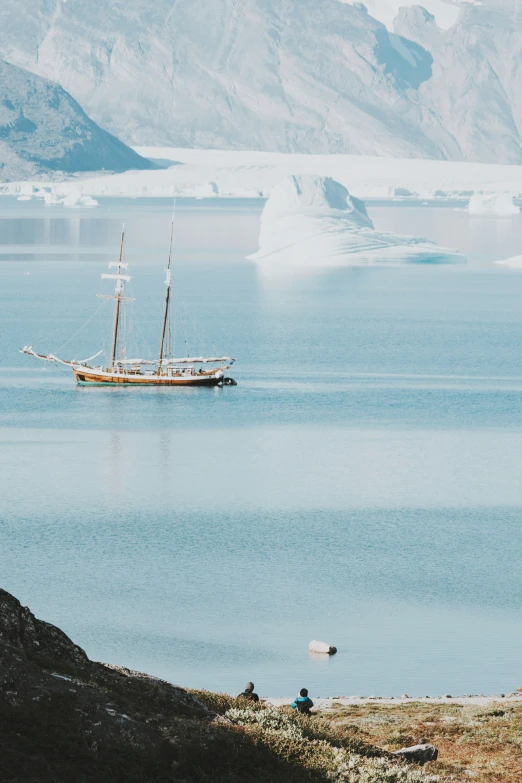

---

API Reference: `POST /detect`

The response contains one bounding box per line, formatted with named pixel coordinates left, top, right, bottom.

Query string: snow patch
left=249, top=175, right=465, bottom=275
left=468, top=193, right=520, bottom=216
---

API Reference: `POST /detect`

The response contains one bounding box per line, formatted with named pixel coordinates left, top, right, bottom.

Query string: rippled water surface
left=1, top=197, right=522, bottom=697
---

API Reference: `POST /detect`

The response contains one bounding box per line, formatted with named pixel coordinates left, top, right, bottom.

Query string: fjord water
left=2, top=197, right=522, bottom=698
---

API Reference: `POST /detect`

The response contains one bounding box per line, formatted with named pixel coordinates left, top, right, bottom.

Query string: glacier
left=248, top=175, right=465, bottom=273
left=11, top=148, right=522, bottom=203
left=0, top=0, right=521, bottom=162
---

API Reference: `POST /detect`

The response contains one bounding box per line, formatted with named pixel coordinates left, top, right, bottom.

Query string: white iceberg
left=44, top=191, right=62, bottom=206
left=58, top=189, right=99, bottom=207
left=468, top=193, right=519, bottom=216
left=17, top=184, right=33, bottom=200
left=248, top=175, right=465, bottom=273
left=78, top=195, right=99, bottom=207
left=61, top=189, right=83, bottom=207
left=495, top=255, right=522, bottom=269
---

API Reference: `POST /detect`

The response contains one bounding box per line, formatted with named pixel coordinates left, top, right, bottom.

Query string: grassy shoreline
left=267, top=694, right=522, bottom=708
left=188, top=690, right=522, bottom=782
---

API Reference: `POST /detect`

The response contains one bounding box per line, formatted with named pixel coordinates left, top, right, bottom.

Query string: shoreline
left=266, top=694, right=522, bottom=709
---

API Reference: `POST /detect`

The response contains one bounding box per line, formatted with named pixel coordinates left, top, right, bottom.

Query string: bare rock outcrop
left=393, top=743, right=439, bottom=765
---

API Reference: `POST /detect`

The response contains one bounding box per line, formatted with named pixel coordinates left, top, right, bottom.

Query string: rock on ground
left=393, top=744, right=439, bottom=765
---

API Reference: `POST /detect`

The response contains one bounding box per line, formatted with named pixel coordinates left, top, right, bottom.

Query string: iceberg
left=495, top=255, right=522, bottom=269
left=44, top=191, right=61, bottom=206
left=248, top=175, right=465, bottom=273
left=467, top=193, right=520, bottom=216
left=79, top=195, right=99, bottom=207
left=44, top=189, right=99, bottom=207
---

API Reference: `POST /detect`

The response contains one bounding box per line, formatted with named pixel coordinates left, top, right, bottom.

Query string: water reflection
left=0, top=197, right=261, bottom=262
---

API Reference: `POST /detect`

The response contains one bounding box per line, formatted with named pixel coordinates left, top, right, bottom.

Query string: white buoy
left=309, top=640, right=337, bottom=655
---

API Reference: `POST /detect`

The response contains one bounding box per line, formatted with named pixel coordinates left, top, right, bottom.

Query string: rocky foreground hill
left=0, top=587, right=438, bottom=783
left=0, top=59, right=152, bottom=181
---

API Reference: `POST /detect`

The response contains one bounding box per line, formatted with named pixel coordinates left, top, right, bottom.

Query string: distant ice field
left=4, top=148, right=522, bottom=202
left=1, top=198, right=522, bottom=697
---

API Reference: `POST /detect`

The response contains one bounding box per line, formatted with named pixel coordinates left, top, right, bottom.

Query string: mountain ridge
left=0, top=0, right=520, bottom=162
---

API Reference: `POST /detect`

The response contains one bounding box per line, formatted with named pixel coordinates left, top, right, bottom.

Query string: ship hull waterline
left=73, top=368, right=225, bottom=386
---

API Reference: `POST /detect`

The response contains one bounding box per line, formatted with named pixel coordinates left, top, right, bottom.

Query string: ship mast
left=99, top=225, right=132, bottom=367
left=158, top=205, right=175, bottom=370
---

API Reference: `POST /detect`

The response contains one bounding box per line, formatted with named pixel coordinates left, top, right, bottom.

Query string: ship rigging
left=22, top=213, right=236, bottom=387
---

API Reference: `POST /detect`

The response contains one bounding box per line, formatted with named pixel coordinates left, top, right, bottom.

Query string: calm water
left=1, top=197, right=522, bottom=698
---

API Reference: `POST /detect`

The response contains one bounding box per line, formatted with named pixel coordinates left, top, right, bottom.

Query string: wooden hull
left=73, top=368, right=223, bottom=386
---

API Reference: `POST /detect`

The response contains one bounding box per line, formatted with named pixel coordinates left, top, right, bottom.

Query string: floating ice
left=78, top=195, right=99, bottom=207
left=61, top=189, right=83, bottom=207
left=44, top=191, right=61, bottom=206
left=44, top=189, right=99, bottom=207
left=249, top=175, right=465, bottom=273
left=468, top=193, right=519, bottom=216
left=495, top=255, right=522, bottom=269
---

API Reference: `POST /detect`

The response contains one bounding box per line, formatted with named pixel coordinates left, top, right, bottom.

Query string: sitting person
left=291, top=688, right=314, bottom=715
left=237, top=681, right=259, bottom=702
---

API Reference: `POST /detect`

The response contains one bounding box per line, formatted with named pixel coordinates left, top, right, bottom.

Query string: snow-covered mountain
left=0, top=58, right=152, bottom=181
left=0, top=0, right=520, bottom=162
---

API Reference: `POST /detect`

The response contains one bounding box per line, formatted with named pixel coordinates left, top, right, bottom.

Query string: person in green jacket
left=292, top=688, right=314, bottom=715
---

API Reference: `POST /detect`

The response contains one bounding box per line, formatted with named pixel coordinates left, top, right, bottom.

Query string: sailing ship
left=22, top=220, right=236, bottom=387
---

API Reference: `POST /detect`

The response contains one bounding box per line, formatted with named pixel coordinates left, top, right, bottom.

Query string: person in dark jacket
left=292, top=688, right=314, bottom=715
left=238, top=681, right=259, bottom=702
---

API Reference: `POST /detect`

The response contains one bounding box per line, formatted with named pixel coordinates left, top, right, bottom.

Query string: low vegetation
left=314, top=699, right=522, bottom=783
left=183, top=691, right=439, bottom=783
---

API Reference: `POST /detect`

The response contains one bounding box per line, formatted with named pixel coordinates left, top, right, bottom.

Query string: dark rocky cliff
left=0, top=588, right=208, bottom=782
left=0, top=59, right=153, bottom=181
